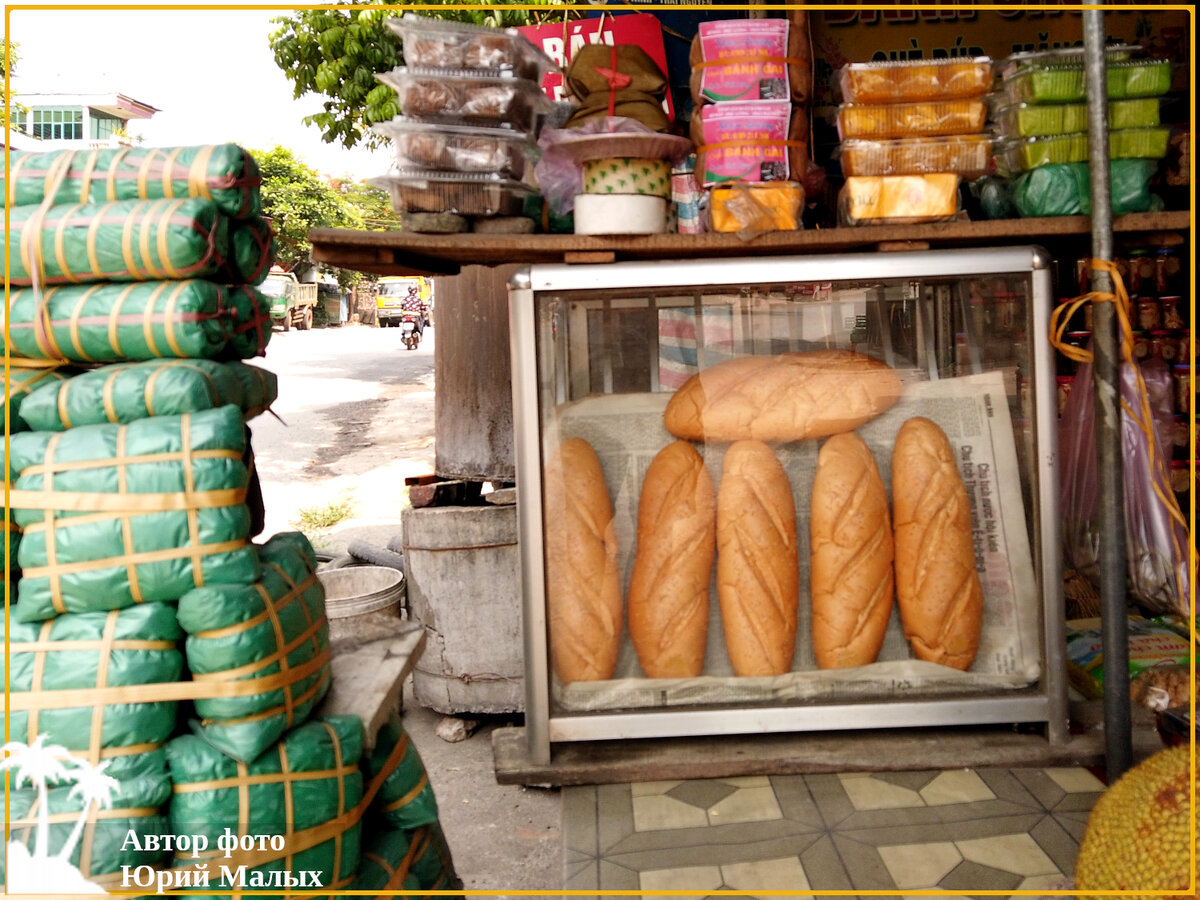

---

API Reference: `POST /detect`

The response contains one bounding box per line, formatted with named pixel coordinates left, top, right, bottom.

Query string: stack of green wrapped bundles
left=992, top=49, right=1173, bottom=217
left=1, top=143, right=274, bottom=363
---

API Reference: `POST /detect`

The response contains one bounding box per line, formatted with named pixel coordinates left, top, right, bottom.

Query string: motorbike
left=400, top=312, right=423, bottom=350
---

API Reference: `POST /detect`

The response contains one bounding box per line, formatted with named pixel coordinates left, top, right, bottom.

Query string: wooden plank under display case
left=309, top=210, right=1190, bottom=277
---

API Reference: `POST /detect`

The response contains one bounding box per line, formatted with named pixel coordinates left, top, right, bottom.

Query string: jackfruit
left=1074, top=745, right=1197, bottom=899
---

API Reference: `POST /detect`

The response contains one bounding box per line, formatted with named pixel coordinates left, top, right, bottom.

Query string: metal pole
left=1083, top=10, right=1132, bottom=780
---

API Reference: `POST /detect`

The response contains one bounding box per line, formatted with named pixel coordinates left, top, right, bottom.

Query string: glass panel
left=534, top=268, right=1043, bottom=722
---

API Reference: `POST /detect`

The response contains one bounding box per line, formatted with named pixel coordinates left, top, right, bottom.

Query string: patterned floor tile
left=956, top=833, right=1059, bottom=876
left=708, top=784, right=782, bottom=825
left=722, top=854, right=809, bottom=892
left=839, top=773, right=925, bottom=810
left=633, top=793, right=710, bottom=831
left=940, top=859, right=1023, bottom=891
left=1044, top=767, right=1106, bottom=793
left=920, top=770, right=996, bottom=806
left=1029, top=814, right=1083, bottom=876
left=877, top=840, right=962, bottom=887
left=638, top=864, right=722, bottom=897
left=667, top=779, right=737, bottom=811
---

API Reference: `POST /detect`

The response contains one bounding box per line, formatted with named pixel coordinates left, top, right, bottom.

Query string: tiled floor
left=563, top=766, right=1106, bottom=898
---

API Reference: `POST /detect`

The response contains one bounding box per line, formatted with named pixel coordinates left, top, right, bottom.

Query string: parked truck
left=262, top=267, right=319, bottom=331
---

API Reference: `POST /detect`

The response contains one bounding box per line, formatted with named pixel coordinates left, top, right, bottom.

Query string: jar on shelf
left=1128, top=249, right=1156, bottom=297
left=1150, top=331, right=1177, bottom=362
left=1172, top=364, right=1191, bottom=415
left=1155, top=248, right=1183, bottom=296
left=1160, top=296, right=1185, bottom=331
left=1136, top=296, right=1162, bottom=331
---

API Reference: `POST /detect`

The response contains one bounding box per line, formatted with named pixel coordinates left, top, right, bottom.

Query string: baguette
left=628, top=440, right=716, bottom=678
left=810, top=432, right=894, bottom=668
left=543, top=437, right=623, bottom=683
left=716, top=440, right=799, bottom=676
left=665, top=349, right=902, bottom=444
left=891, top=416, right=983, bottom=670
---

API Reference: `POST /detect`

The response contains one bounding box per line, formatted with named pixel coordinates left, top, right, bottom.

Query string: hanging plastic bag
left=1054, top=260, right=1192, bottom=618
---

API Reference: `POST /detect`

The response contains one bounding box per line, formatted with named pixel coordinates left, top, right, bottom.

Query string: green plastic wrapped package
left=18, top=359, right=278, bottom=432
left=365, top=713, right=440, bottom=830
left=166, top=715, right=364, bottom=898
left=223, top=285, right=273, bottom=359
left=215, top=216, right=274, bottom=285
left=1, top=603, right=183, bottom=756
left=177, top=531, right=331, bottom=763
left=2, top=144, right=262, bottom=219
left=4, top=279, right=237, bottom=362
left=4, top=364, right=74, bottom=432
left=2, top=749, right=173, bottom=888
left=355, top=824, right=459, bottom=895
left=1008, top=158, right=1158, bottom=218
left=7, top=405, right=259, bottom=621
left=7, top=197, right=229, bottom=286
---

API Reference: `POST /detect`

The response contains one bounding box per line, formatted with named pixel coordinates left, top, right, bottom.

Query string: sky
left=6, top=6, right=393, bottom=181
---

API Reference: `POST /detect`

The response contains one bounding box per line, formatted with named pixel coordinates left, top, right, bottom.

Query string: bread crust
left=628, top=441, right=716, bottom=678
left=810, top=432, right=894, bottom=668
left=543, top=437, right=623, bottom=683
left=716, top=440, right=799, bottom=676
left=664, top=349, right=902, bottom=443
left=891, top=417, right=983, bottom=670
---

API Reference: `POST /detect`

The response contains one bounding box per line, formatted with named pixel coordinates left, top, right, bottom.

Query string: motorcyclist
left=400, top=287, right=425, bottom=336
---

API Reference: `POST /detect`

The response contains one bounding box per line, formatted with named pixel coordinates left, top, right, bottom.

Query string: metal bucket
left=318, top=566, right=405, bottom=619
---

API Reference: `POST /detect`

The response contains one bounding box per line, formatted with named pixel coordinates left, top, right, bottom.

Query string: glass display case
left=509, top=247, right=1067, bottom=764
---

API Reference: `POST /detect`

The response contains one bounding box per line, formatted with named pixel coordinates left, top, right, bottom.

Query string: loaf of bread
left=810, top=432, right=894, bottom=668
left=716, top=440, right=799, bottom=676
left=891, top=416, right=983, bottom=670
left=628, top=441, right=716, bottom=678
left=543, top=437, right=623, bottom=683
left=664, top=349, right=903, bottom=444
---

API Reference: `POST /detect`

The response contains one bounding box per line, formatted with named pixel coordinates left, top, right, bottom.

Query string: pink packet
left=696, top=20, right=790, bottom=102
left=696, top=100, right=792, bottom=186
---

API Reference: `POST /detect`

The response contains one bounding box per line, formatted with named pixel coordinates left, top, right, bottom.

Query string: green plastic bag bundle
left=224, top=285, right=273, bottom=359
left=4, top=279, right=237, bottom=362
left=1008, top=158, right=1159, bottom=218
left=177, top=531, right=331, bottom=764
left=3, top=748, right=172, bottom=887
left=364, top=713, right=440, bottom=830
left=1, top=603, right=183, bottom=758
left=8, top=196, right=230, bottom=286
left=166, top=716, right=365, bottom=897
left=215, top=216, right=274, bottom=286
left=4, top=364, right=74, bottom=432
left=7, top=405, right=259, bottom=622
left=18, top=359, right=278, bottom=432
left=354, top=824, right=459, bottom=895
left=3, top=144, right=262, bottom=220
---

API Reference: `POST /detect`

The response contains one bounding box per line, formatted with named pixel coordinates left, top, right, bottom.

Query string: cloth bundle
left=354, top=824, right=459, bottom=895
left=564, top=44, right=671, bottom=132
left=177, top=531, right=331, bottom=763
left=17, top=358, right=277, bottom=432
left=7, top=405, right=259, bottom=621
left=166, top=716, right=365, bottom=897
left=363, top=713, right=440, bottom=830
left=4, top=364, right=74, bottom=432
left=217, top=216, right=275, bottom=286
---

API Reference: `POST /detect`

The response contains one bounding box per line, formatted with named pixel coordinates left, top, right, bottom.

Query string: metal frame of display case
left=510, top=245, right=1070, bottom=765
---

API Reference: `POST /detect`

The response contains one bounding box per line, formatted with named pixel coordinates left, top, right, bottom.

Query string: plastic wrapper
left=1007, top=159, right=1158, bottom=218
left=371, top=170, right=534, bottom=217
left=997, top=43, right=1140, bottom=80
left=1059, top=340, right=1191, bottom=617
left=372, top=116, right=536, bottom=178
left=837, top=135, right=991, bottom=178
left=375, top=67, right=552, bottom=133
left=692, top=100, right=808, bottom=187
left=996, top=128, right=1171, bottom=175
left=4, top=364, right=73, bottom=433
left=1003, top=58, right=1172, bottom=104
left=836, top=100, right=987, bottom=140
left=386, top=12, right=556, bottom=81
left=708, top=181, right=803, bottom=237
left=688, top=19, right=808, bottom=104
left=838, top=57, right=993, bottom=103
left=839, top=173, right=960, bottom=226
left=993, top=98, right=1161, bottom=138
left=1065, top=617, right=1192, bottom=700
left=1130, top=663, right=1195, bottom=712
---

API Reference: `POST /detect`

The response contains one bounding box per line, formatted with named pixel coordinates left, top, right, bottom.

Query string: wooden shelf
left=309, top=210, right=1191, bottom=278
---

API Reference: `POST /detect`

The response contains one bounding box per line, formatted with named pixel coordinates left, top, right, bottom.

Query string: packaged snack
left=837, top=135, right=992, bottom=178
left=688, top=16, right=812, bottom=104
left=372, top=117, right=537, bottom=178
left=998, top=43, right=1140, bottom=79
left=371, top=170, right=535, bottom=217
left=996, top=127, right=1171, bottom=175
left=692, top=100, right=803, bottom=186
left=1066, top=617, right=1192, bottom=701
left=1003, top=58, right=1172, bottom=105
left=375, top=67, right=553, bottom=132
left=709, top=181, right=804, bottom=233
left=838, top=57, right=993, bottom=103
left=840, top=173, right=960, bottom=225
left=994, top=97, right=1162, bottom=138
left=386, top=13, right=557, bottom=81
left=836, top=100, right=987, bottom=140
left=1007, top=159, right=1158, bottom=217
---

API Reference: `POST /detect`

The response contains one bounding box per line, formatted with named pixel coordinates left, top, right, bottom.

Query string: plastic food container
left=386, top=13, right=557, bottom=81
left=1003, top=58, right=1172, bottom=104
left=372, top=117, right=537, bottom=178
left=993, top=98, right=1161, bottom=137
left=375, top=67, right=554, bottom=132
left=837, top=135, right=992, bottom=178
left=836, top=100, right=987, bottom=140
left=840, top=173, right=961, bottom=225
left=838, top=57, right=993, bottom=103
left=996, top=127, right=1171, bottom=175
left=996, top=43, right=1140, bottom=80
left=371, top=170, right=536, bottom=217
left=709, top=181, right=804, bottom=233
